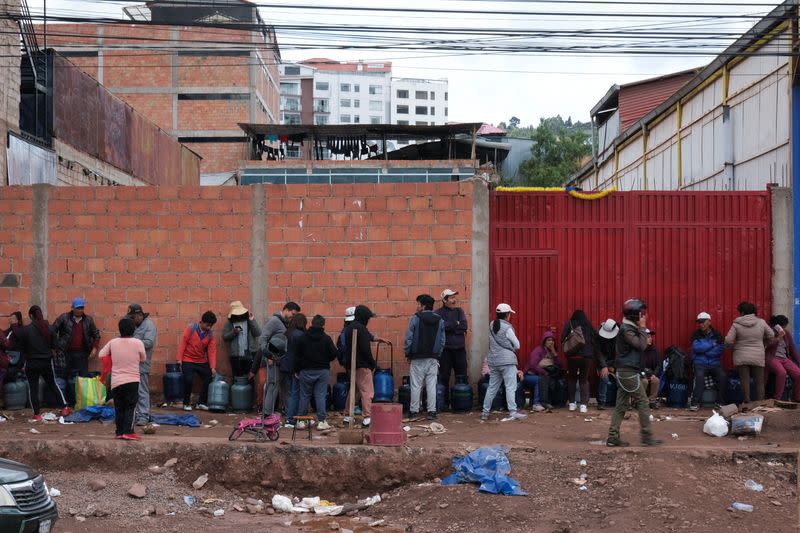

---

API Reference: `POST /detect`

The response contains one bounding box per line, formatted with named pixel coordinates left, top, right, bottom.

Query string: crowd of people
left=0, top=290, right=798, bottom=443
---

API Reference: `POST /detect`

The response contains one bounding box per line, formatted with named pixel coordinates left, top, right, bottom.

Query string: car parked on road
left=0, top=457, right=57, bottom=533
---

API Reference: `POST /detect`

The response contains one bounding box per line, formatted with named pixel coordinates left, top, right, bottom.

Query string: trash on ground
left=429, top=422, right=446, bottom=434
left=213, top=509, right=224, bottom=517
left=48, top=488, right=61, bottom=497
left=671, top=433, right=679, bottom=440
left=57, top=416, right=73, bottom=425
left=0, top=415, right=6, bottom=422
left=731, top=414, right=764, bottom=436
left=703, top=411, right=729, bottom=437
left=571, top=478, right=587, bottom=486
left=403, top=425, right=411, bottom=432
left=579, top=459, right=587, bottom=466
left=745, top=480, right=763, bottom=492
left=589, top=440, right=606, bottom=446
left=731, top=502, right=753, bottom=512
left=719, top=403, right=739, bottom=418
left=272, top=494, right=309, bottom=513
left=579, top=486, right=588, bottom=491
left=183, top=496, right=194, bottom=508
left=29, top=428, right=40, bottom=434
left=441, top=446, right=527, bottom=496
left=192, top=473, right=209, bottom=490
left=150, top=414, right=200, bottom=427
left=766, top=461, right=783, bottom=467
left=41, top=412, right=58, bottom=421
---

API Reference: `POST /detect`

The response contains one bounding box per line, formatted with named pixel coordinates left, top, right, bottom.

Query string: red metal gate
left=490, top=191, right=772, bottom=368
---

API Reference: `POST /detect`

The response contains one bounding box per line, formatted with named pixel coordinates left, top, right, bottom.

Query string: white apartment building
left=390, top=78, right=449, bottom=127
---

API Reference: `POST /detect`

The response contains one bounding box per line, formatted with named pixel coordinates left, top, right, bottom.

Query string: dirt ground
left=0, top=403, right=797, bottom=533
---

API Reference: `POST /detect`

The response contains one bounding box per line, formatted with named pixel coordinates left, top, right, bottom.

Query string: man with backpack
left=404, top=294, right=446, bottom=421
left=606, top=299, right=662, bottom=447
left=257, top=301, right=300, bottom=415
left=688, top=312, right=726, bottom=411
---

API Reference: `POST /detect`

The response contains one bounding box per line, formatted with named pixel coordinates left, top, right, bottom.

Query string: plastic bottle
left=744, top=480, right=763, bottom=492
left=731, top=502, right=753, bottom=512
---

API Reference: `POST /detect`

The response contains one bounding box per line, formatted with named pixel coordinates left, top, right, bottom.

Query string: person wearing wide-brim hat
left=126, top=303, right=158, bottom=425
left=222, top=301, right=262, bottom=378
left=596, top=318, right=619, bottom=410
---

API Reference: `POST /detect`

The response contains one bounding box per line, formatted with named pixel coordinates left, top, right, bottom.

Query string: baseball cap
left=496, top=303, right=515, bottom=314
left=441, top=289, right=459, bottom=300
left=344, top=306, right=356, bottom=322
left=697, top=312, right=711, bottom=322
left=71, top=297, right=85, bottom=309
left=127, top=303, right=144, bottom=316
left=645, top=328, right=655, bottom=335
left=598, top=318, right=619, bottom=339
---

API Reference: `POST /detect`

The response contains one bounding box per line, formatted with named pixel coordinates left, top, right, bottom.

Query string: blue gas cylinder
left=666, top=381, right=688, bottom=408
left=451, top=375, right=473, bottom=412
left=162, top=363, right=184, bottom=403
left=332, top=372, right=349, bottom=411
left=373, top=369, right=394, bottom=403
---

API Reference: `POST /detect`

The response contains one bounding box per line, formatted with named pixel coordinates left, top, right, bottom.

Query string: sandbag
left=702, top=410, right=728, bottom=437
left=75, top=376, right=106, bottom=411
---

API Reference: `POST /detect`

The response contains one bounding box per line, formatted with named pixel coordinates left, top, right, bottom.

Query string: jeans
left=261, top=362, right=280, bottom=416
left=607, top=370, right=652, bottom=441
left=597, top=376, right=613, bottom=405
left=518, top=374, right=540, bottom=407
left=567, top=357, right=590, bottom=405
left=767, top=357, right=800, bottom=401
left=285, top=376, right=300, bottom=424
left=113, top=382, right=139, bottom=436
left=136, top=372, right=150, bottom=422
left=691, top=364, right=726, bottom=405
left=482, top=364, right=519, bottom=415
left=297, top=368, right=330, bottom=422
left=279, top=371, right=294, bottom=412
left=410, top=358, right=439, bottom=413
left=181, top=361, right=212, bottom=405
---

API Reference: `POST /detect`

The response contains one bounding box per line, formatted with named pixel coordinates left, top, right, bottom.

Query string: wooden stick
left=348, top=328, right=358, bottom=429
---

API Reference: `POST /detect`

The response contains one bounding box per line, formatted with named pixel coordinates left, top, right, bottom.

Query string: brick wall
left=0, top=182, right=476, bottom=390
left=178, top=99, right=249, bottom=131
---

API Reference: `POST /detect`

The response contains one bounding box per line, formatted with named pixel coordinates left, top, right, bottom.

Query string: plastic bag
left=75, top=376, right=106, bottom=411
left=731, top=414, right=764, bottom=436
left=703, top=410, right=728, bottom=437
left=441, top=446, right=527, bottom=496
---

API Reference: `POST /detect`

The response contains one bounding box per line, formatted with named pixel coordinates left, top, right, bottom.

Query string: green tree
left=519, top=118, right=591, bottom=187
left=509, top=116, right=521, bottom=129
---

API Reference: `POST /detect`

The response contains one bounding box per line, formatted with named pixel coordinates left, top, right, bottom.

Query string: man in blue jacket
left=689, top=312, right=726, bottom=411
left=405, top=294, right=446, bottom=421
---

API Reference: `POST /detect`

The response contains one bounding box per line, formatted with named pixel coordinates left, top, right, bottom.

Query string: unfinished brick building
left=38, top=0, right=281, bottom=176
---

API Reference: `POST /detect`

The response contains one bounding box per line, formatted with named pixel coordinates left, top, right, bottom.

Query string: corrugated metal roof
left=618, top=71, right=696, bottom=131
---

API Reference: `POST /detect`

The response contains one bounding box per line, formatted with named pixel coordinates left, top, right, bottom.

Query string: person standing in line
left=282, top=313, right=307, bottom=428
left=606, top=299, right=661, bottom=447
left=766, top=315, right=800, bottom=402
left=688, top=312, right=726, bottom=411
left=0, top=312, right=23, bottom=394
left=222, top=301, right=261, bottom=378
left=336, top=306, right=357, bottom=368
left=435, top=289, right=468, bottom=405
left=99, top=317, right=146, bottom=441
left=725, top=301, right=775, bottom=404
left=293, top=315, right=338, bottom=431
left=596, top=319, right=619, bottom=410
left=176, top=311, right=218, bottom=411
left=126, top=304, right=157, bottom=426
left=18, top=306, right=69, bottom=421
left=405, top=294, right=446, bottom=421
left=258, top=302, right=300, bottom=415
left=481, top=303, right=527, bottom=422
left=343, top=305, right=386, bottom=427
left=52, top=297, right=101, bottom=406
left=561, top=309, right=597, bottom=414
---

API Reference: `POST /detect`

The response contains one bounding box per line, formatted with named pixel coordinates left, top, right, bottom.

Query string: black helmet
left=267, top=333, right=288, bottom=355
left=622, top=299, right=647, bottom=322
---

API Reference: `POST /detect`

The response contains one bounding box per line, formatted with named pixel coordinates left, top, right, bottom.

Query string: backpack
left=663, top=346, right=689, bottom=383
left=336, top=329, right=348, bottom=367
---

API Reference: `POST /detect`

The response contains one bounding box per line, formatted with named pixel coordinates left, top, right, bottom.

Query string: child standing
left=100, top=318, right=146, bottom=441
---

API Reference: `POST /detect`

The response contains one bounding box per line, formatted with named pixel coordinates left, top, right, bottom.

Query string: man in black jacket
left=435, top=289, right=468, bottom=399
left=342, top=305, right=384, bottom=427
left=293, top=315, right=338, bottom=431
left=606, top=299, right=662, bottom=448
left=52, top=297, right=101, bottom=406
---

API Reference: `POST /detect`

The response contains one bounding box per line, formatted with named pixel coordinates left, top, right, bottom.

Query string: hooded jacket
left=344, top=305, right=377, bottom=370
left=641, top=344, right=661, bottom=376
left=404, top=310, right=446, bottom=360
left=293, top=326, right=338, bottom=373
left=615, top=319, right=648, bottom=371
left=766, top=328, right=800, bottom=366
left=132, top=316, right=157, bottom=374
left=725, top=314, right=775, bottom=367
left=690, top=327, right=725, bottom=367
left=525, top=330, right=559, bottom=377
left=259, top=312, right=287, bottom=353
left=222, top=318, right=262, bottom=362
left=487, top=319, right=520, bottom=367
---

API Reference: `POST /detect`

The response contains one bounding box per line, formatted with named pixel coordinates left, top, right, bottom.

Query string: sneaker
left=688, top=404, right=699, bottom=412
left=196, top=404, right=209, bottom=411
left=649, top=402, right=657, bottom=410
left=606, top=437, right=629, bottom=447
left=32, top=414, right=43, bottom=422
left=543, top=403, right=554, bottom=411
left=641, top=437, right=663, bottom=447
left=342, top=416, right=351, bottom=425
left=296, top=421, right=307, bottom=430
left=173, top=402, right=184, bottom=409
left=283, top=423, right=295, bottom=429
left=426, top=412, right=437, bottom=421
left=121, top=433, right=141, bottom=441
left=480, top=413, right=489, bottom=421
left=568, top=403, right=577, bottom=412
left=115, top=435, right=124, bottom=439
left=597, top=404, right=607, bottom=411
left=361, top=417, right=371, bottom=427
left=510, top=411, right=528, bottom=420
left=183, top=405, right=193, bottom=411
left=60, top=407, right=71, bottom=417
left=404, top=412, right=420, bottom=422
left=135, top=418, right=149, bottom=427
left=531, top=404, right=545, bottom=412
left=317, top=421, right=331, bottom=430
left=579, top=404, right=588, bottom=414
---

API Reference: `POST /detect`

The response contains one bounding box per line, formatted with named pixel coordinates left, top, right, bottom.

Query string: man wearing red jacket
left=177, top=311, right=218, bottom=411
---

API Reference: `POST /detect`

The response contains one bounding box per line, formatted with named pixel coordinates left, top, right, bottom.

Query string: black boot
left=606, top=437, right=629, bottom=447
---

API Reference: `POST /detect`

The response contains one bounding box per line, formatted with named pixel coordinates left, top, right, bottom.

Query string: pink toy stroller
left=228, top=412, right=281, bottom=442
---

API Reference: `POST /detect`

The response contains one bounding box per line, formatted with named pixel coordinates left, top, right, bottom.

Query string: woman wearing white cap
left=596, top=319, right=620, bottom=409
left=481, top=304, right=527, bottom=421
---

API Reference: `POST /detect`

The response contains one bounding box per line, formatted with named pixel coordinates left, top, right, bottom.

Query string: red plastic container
left=369, top=403, right=406, bottom=446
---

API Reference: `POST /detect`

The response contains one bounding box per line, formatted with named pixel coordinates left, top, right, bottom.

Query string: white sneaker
left=579, top=404, right=588, bottom=414
left=196, top=404, right=209, bottom=411
left=342, top=416, right=351, bottom=424
left=296, top=421, right=307, bottom=430
left=183, top=405, right=193, bottom=411
left=317, top=421, right=331, bottom=430
left=283, top=423, right=295, bottom=429
left=510, top=411, right=528, bottom=420
left=531, top=404, right=545, bottom=412
left=362, top=417, right=371, bottom=427
left=568, top=403, right=578, bottom=412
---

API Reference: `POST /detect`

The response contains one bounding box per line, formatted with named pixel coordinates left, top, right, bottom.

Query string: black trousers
left=230, top=358, right=251, bottom=378
left=691, top=364, right=727, bottom=405
left=65, top=350, right=90, bottom=406
left=112, top=382, right=139, bottom=436
left=182, top=361, right=212, bottom=405
left=26, top=358, right=66, bottom=415
left=439, top=347, right=468, bottom=385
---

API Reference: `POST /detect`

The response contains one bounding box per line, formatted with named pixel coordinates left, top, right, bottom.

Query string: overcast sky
left=29, top=0, right=777, bottom=127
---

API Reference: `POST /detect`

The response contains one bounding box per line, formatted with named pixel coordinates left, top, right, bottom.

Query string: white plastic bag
left=703, top=410, right=729, bottom=437
left=271, top=495, right=294, bottom=512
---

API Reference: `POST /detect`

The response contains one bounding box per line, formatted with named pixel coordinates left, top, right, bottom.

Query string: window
left=415, top=106, right=428, bottom=115
left=430, top=91, right=435, bottom=99
left=370, top=116, right=381, bottom=124
left=313, top=98, right=329, bottom=113
left=354, top=84, right=360, bottom=92
left=430, top=106, right=435, bottom=115
left=397, top=120, right=409, bottom=125
left=396, top=105, right=409, bottom=114
left=286, top=145, right=300, bottom=158
left=340, top=114, right=351, bottom=123
left=369, top=85, right=382, bottom=95
left=415, top=90, right=427, bottom=99
left=416, top=121, right=428, bottom=126
left=397, top=89, right=409, bottom=99
left=280, top=82, right=300, bottom=95
left=369, top=100, right=382, bottom=112
left=354, top=115, right=360, bottom=124
left=315, top=114, right=329, bottom=125
left=281, top=96, right=301, bottom=111
left=341, top=83, right=351, bottom=92
left=445, top=92, right=448, bottom=101
left=315, top=81, right=329, bottom=91
left=341, top=99, right=351, bottom=108
left=284, top=66, right=300, bottom=75
left=281, top=112, right=301, bottom=125
left=445, top=107, right=448, bottom=116
left=367, top=63, right=384, bottom=69
left=354, top=99, right=360, bottom=108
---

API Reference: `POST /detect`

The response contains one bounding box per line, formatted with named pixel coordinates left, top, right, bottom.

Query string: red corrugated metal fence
left=490, top=191, right=772, bottom=370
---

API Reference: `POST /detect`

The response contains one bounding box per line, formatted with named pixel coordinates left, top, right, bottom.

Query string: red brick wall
left=178, top=99, right=249, bottom=131
left=182, top=142, right=247, bottom=174
left=114, top=93, right=174, bottom=132
left=0, top=183, right=475, bottom=390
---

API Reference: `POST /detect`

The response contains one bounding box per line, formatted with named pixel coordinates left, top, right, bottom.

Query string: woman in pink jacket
left=725, top=301, right=775, bottom=404
left=766, top=315, right=800, bottom=402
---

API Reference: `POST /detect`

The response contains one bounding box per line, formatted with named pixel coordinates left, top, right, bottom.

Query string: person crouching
left=100, top=318, right=146, bottom=441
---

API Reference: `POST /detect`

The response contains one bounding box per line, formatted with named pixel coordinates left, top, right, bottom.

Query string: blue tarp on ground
left=441, top=446, right=528, bottom=496
left=64, top=405, right=115, bottom=424
left=150, top=414, right=200, bottom=427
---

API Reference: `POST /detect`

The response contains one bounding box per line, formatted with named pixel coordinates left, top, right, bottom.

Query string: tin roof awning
left=239, top=123, right=484, bottom=141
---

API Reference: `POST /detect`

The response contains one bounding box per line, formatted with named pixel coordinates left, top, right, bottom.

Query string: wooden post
left=348, top=329, right=358, bottom=429
left=382, top=131, right=388, bottom=160
left=470, top=128, right=477, bottom=161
